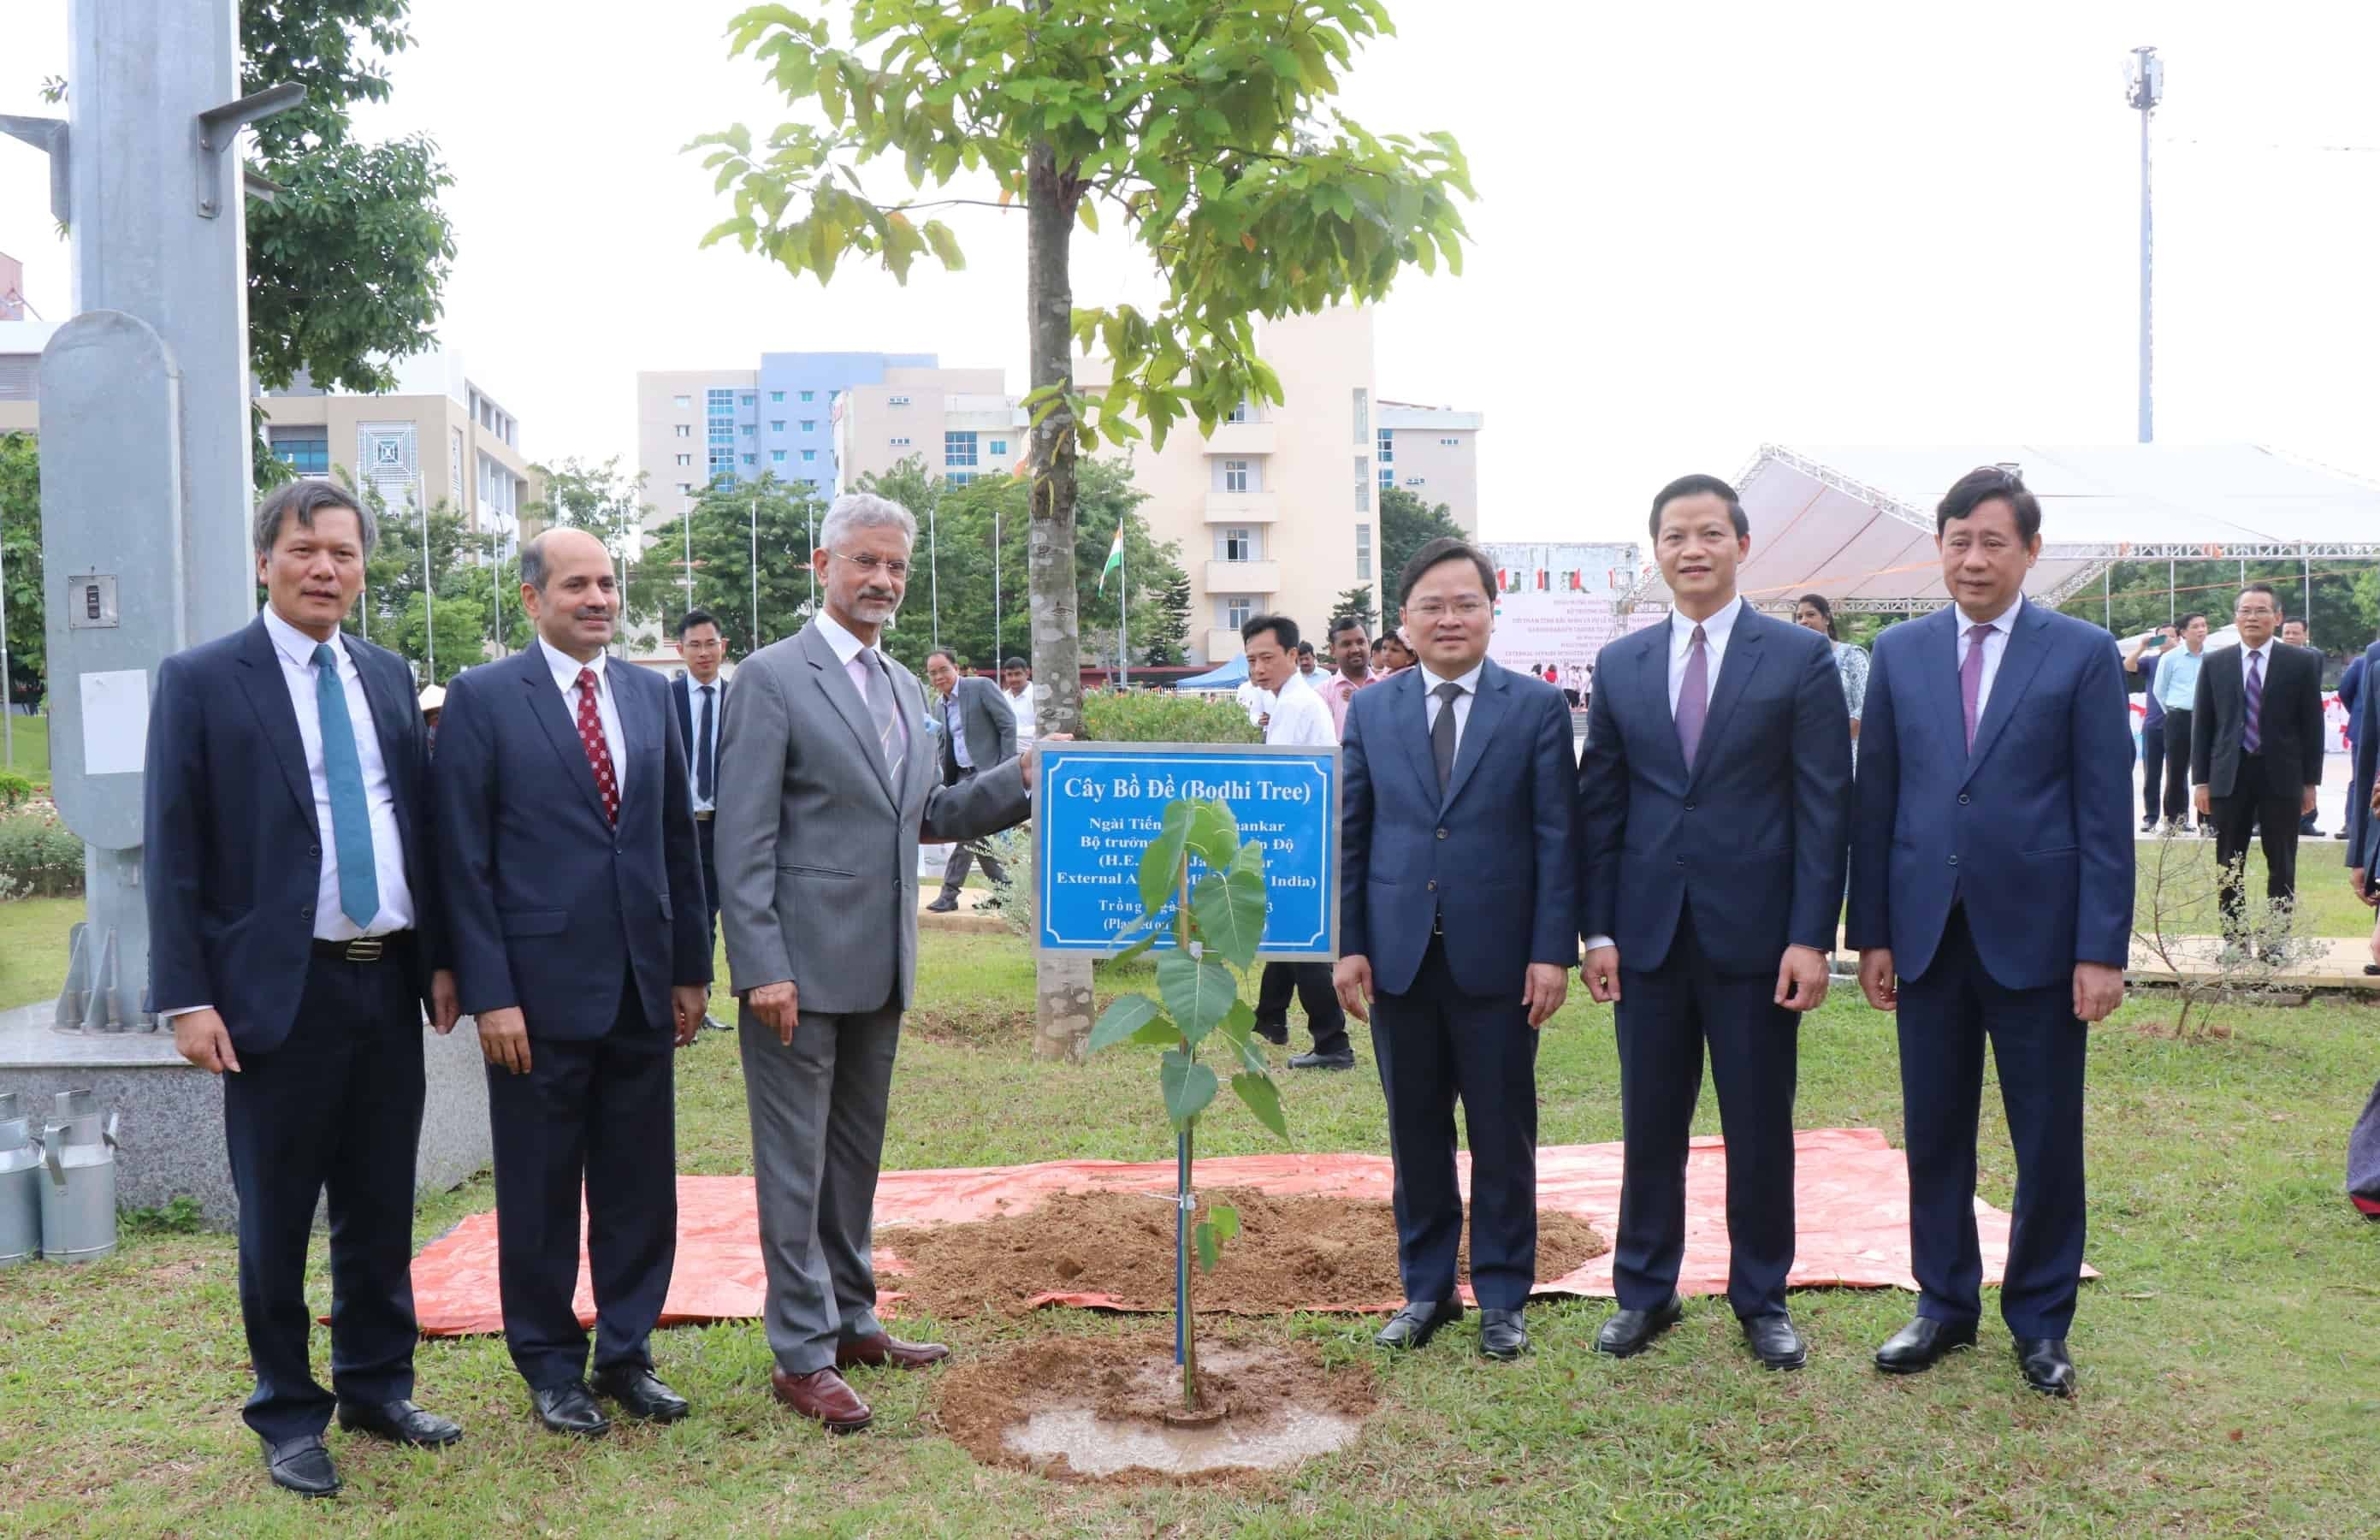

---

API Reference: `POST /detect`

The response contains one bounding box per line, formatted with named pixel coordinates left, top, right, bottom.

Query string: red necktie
left=576, top=666, right=619, bottom=825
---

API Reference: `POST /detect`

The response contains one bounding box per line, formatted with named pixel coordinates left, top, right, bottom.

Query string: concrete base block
left=0, top=1003, right=492, bottom=1230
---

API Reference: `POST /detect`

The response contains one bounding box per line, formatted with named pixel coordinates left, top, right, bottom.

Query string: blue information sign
left=1035, top=742, right=1340, bottom=959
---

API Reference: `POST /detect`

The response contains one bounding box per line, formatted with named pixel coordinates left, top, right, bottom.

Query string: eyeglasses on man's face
left=1409, top=598, right=1490, bottom=620
left=831, top=549, right=912, bottom=580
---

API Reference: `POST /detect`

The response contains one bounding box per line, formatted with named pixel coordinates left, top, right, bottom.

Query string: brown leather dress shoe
left=835, top=1331, right=950, bottom=1372
left=770, top=1367, right=873, bottom=1433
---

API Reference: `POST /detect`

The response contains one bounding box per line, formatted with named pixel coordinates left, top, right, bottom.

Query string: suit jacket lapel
left=1965, top=602, right=2051, bottom=777
left=613, top=664, right=650, bottom=823
left=234, top=617, right=320, bottom=838
left=1637, top=628, right=1690, bottom=788
left=1923, top=607, right=1968, bottom=773
left=800, top=623, right=898, bottom=808
left=1687, top=613, right=1766, bottom=792
left=345, top=638, right=414, bottom=838
left=1392, top=667, right=1438, bottom=804
left=524, top=649, right=614, bottom=826
left=1441, top=660, right=1511, bottom=812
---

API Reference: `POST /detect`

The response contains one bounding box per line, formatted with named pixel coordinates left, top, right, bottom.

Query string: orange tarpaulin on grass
left=405, top=1128, right=2089, bottom=1336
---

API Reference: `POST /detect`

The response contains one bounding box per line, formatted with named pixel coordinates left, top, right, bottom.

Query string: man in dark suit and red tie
left=2191, top=584, right=2326, bottom=954
left=435, top=528, right=713, bottom=1438
left=1335, top=537, right=1578, bottom=1361
left=1849, top=465, right=2134, bottom=1397
left=1575, top=474, right=1851, bottom=1371
left=146, top=481, right=463, bottom=1497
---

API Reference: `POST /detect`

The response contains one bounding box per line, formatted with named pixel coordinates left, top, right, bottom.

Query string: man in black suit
left=1335, top=538, right=1578, bottom=1361
left=434, top=528, right=713, bottom=1438
left=671, top=609, right=731, bottom=1030
left=2192, top=583, right=2325, bottom=950
left=147, top=481, right=464, bottom=1498
left=923, top=649, right=1017, bottom=912
left=1577, top=475, right=1851, bottom=1370
left=2280, top=619, right=2323, bottom=837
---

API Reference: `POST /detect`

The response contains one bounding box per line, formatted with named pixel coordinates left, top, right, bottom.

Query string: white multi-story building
left=833, top=365, right=1027, bottom=491
left=1376, top=400, right=1483, bottom=532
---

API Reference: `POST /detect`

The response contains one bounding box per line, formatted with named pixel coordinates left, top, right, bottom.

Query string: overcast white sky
left=5, top=0, right=2377, bottom=546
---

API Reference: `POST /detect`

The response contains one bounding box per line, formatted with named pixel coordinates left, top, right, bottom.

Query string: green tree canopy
left=1377, top=485, right=1465, bottom=612
left=0, top=433, right=41, bottom=707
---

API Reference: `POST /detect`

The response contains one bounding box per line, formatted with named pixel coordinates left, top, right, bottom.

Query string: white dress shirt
left=1006, top=685, right=1036, bottom=741
left=1954, top=595, right=2023, bottom=722
left=160, top=609, right=415, bottom=1020
left=2237, top=637, right=2276, bottom=744
left=540, top=637, right=626, bottom=801
left=1667, top=595, right=1744, bottom=715
left=1418, top=658, right=1486, bottom=755
left=687, top=678, right=723, bottom=813
left=1262, top=667, right=1339, bottom=748
left=814, top=610, right=912, bottom=767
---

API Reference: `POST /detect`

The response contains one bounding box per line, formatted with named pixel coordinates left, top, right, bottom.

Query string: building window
left=1228, top=400, right=1251, bottom=424
left=678, top=482, right=693, bottom=495
left=1354, top=457, right=1370, bottom=511
left=1379, top=465, right=1393, bottom=490
left=1222, top=595, right=1254, bottom=630
left=740, top=424, right=755, bottom=436
left=947, top=471, right=975, bottom=487
left=1352, top=388, right=1368, bottom=441
left=674, top=424, right=691, bottom=438
left=800, top=389, right=815, bottom=402
left=771, top=390, right=785, bottom=402
left=829, top=388, right=839, bottom=401
left=1406, top=476, right=1426, bottom=486
left=770, top=420, right=785, bottom=432
left=801, top=449, right=817, bottom=463
left=944, top=430, right=979, bottom=466
left=801, top=419, right=816, bottom=433
left=771, top=449, right=786, bottom=464
left=672, top=394, right=690, bottom=410
left=989, top=438, right=1008, bottom=457
left=889, top=394, right=911, bottom=406
left=1217, top=527, right=1258, bottom=563
left=676, top=453, right=691, bottom=466
left=739, top=393, right=755, bottom=406
left=742, top=453, right=756, bottom=465
left=890, top=436, right=912, bottom=447
left=269, top=430, right=329, bottom=475
left=1223, top=459, right=1250, bottom=494
left=1441, top=437, right=1461, bottom=447
left=1356, top=523, right=1373, bottom=580
left=1377, top=427, right=1394, bottom=464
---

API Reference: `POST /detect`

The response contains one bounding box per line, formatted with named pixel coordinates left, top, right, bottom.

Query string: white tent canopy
left=1625, top=443, right=2380, bottom=616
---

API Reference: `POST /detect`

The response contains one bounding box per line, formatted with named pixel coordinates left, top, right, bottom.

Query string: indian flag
left=1097, top=522, right=1124, bottom=591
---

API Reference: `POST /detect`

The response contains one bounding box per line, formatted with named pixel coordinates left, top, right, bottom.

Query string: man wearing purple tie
left=1849, top=466, right=2134, bottom=1398
left=1576, top=475, right=1851, bottom=1369
left=2191, top=584, right=2326, bottom=952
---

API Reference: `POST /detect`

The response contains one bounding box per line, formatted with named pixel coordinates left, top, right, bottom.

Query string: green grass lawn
left=0, top=710, right=50, bottom=786
left=2135, top=833, right=2377, bottom=939
left=5, top=920, right=2380, bottom=1533
left=0, top=894, right=74, bottom=1008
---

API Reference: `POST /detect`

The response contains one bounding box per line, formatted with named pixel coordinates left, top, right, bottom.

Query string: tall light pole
left=2127, top=44, right=2164, bottom=444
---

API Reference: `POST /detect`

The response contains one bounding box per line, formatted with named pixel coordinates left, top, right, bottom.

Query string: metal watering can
left=0, top=1093, right=39, bottom=1267
left=39, top=1089, right=120, bottom=1264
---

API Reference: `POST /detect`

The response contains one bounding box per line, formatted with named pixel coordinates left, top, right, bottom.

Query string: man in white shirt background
left=2153, top=613, right=2210, bottom=832
left=1001, top=655, right=1036, bottom=741
left=1240, top=614, right=1353, bottom=1069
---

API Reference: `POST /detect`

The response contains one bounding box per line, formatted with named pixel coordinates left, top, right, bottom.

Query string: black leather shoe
left=1874, top=1316, right=1977, bottom=1374
left=593, top=1365, right=691, bottom=1423
left=1288, top=1050, right=1356, bottom=1070
left=1477, top=1308, right=1529, bottom=1360
left=924, top=895, right=959, bottom=914
left=1374, top=1299, right=1462, bottom=1349
left=2014, top=1337, right=2075, bottom=1397
left=1594, top=1294, right=1684, bottom=1358
left=262, top=1434, right=340, bottom=1497
left=335, top=1398, right=462, bottom=1448
left=1252, top=1022, right=1289, bottom=1047
left=531, top=1381, right=612, bottom=1437
left=1740, top=1312, right=1807, bottom=1371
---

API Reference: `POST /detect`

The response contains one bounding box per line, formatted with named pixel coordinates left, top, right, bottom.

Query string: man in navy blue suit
left=2348, top=634, right=2380, bottom=974
left=670, top=608, right=731, bottom=1030
left=1335, top=537, right=1578, bottom=1360
left=1576, top=474, right=1851, bottom=1369
left=1849, top=465, right=2134, bottom=1397
left=147, top=481, right=464, bottom=1497
left=435, top=528, right=713, bottom=1437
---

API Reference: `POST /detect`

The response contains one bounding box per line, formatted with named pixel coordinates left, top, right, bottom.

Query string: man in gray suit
left=923, top=649, right=1018, bottom=912
left=714, top=492, right=1039, bottom=1434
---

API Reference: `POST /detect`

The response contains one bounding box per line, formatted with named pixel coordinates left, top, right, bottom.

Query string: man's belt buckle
left=345, top=937, right=384, bottom=963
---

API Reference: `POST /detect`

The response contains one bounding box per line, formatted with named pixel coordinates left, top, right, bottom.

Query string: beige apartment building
left=834, top=365, right=1026, bottom=491
left=1378, top=400, right=1483, bottom=532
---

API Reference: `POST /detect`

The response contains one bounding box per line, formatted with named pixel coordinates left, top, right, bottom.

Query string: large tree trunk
left=1026, top=133, right=1094, bottom=1062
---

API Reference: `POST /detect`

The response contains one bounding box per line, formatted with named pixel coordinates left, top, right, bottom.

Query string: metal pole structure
left=421, top=501, right=435, bottom=680
left=4, top=0, right=302, bottom=1030
left=2302, top=555, right=2312, bottom=630
left=2169, top=558, right=2176, bottom=622
left=750, top=497, right=761, bottom=648
left=2128, top=46, right=2164, bottom=444
left=928, top=497, right=941, bottom=653
left=1119, top=535, right=1128, bottom=689
left=681, top=495, right=694, bottom=615
left=2104, top=563, right=2113, bottom=630
left=993, top=500, right=1003, bottom=670
left=0, top=516, right=12, bottom=768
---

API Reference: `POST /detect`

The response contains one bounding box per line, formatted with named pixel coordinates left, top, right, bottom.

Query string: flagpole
left=749, top=496, right=760, bottom=647
left=1119, top=536, right=1128, bottom=689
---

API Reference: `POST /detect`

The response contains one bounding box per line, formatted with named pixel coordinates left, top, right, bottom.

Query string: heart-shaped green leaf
left=1193, top=1218, right=1221, bottom=1273
left=1128, top=1017, right=1179, bottom=1046
left=1231, top=1071, right=1288, bottom=1139
left=1190, top=864, right=1266, bottom=972
left=1162, top=1047, right=1218, bottom=1128
left=1156, top=953, right=1236, bottom=1043
left=1207, top=1202, right=1240, bottom=1247
left=1137, top=801, right=1194, bottom=916
left=1215, top=1000, right=1270, bottom=1075
left=1186, top=800, right=1240, bottom=874
left=1088, top=993, right=1163, bottom=1054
